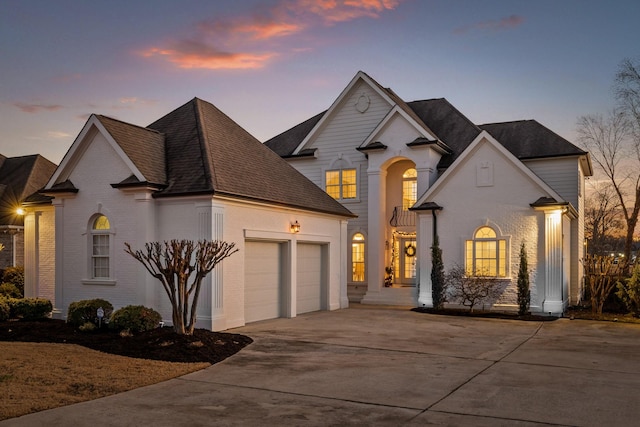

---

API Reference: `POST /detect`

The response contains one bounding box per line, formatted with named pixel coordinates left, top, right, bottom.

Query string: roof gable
left=414, top=130, right=564, bottom=208
left=289, top=71, right=397, bottom=155
left=46, top=115, right=154, bottom=189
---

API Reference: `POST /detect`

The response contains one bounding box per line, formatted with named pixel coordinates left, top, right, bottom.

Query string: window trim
left=351, top=232, right=366, bottom=283
left=325, top=167, right=358, bottom=201
left=82, top=214, right=116, bottom=286
left=464, top=225, right=510, bottom=278
left=402, top=167, right=417, bottom=210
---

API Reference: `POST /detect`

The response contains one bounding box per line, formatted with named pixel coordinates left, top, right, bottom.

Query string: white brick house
left=265, top=71, right=592, bottom=314
left=23, top=98, right=355, bottom=330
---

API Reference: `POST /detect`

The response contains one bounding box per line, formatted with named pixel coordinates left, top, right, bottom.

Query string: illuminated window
left=465, top=226, right=507, bottom=277
left=91, top=215, right=111, bottom=279
left=352, top=233, right=365, bottom=282
left=326, top=168, right=357, bottom=200
left=402, top=168, right=417, bottom=210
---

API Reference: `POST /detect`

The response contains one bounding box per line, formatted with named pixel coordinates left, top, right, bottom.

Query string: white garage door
left=245, top=241, right=281, bottom=323
left=296, top=243, right=323, bottom=314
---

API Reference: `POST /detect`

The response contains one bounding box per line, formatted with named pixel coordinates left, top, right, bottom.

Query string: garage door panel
left=296, top=243, right=322, bottom=314
left=245, top=241, right=281, bottom=323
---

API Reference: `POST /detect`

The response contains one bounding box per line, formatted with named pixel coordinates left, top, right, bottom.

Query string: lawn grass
left=0, top=342, right=208, bottom=421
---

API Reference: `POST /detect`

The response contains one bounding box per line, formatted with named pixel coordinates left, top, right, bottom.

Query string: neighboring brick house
left=0, top=154, right=56, bottom=270
left=23, top=98, right=355, bottom=330
left=265, top=71, right=593, bottom=315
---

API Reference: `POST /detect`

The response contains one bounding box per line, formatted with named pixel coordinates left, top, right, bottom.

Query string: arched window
left=352, top=233, right=365, bottom=282
left=402, top=168, right=417, bottom=210
left=465, top=226, right=507, bottom=277
left=91, top=215, right=111, bottom=279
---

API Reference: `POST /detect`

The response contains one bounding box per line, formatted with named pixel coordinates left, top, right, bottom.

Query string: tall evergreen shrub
left=517, top=242, right=531, bottom=315
left=431, top=235, right=446, bottom=309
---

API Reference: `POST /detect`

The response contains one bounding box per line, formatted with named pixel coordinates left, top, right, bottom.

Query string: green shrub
left=2, top=266, right=24, bottom=296
left=67, top=299, right=113, bottom=328
left=10, top=298, right=52, bottom=320
left=0, top=297, right=10, bottom=321
left=109, top=305, right=162, bottom=333
left=0, top=282, right=22, bottom=298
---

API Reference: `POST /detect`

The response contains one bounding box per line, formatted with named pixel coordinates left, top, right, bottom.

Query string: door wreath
left=405, top=244, right=416, bottom=257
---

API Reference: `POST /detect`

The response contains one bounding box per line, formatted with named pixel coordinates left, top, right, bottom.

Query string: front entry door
left=398, top=238, right=417, bottom=285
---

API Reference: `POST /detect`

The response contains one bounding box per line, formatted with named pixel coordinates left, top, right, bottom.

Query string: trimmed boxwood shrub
left=0, top=297, right=10, bottom=321
left=2, top=266, right=24, bottom=296
left=0, top=282, right=22, bottom=298
left=109, top=305, right=162, bottom=333
left=10, top=298, right=52, bottom=320
left=67, top=299, right=113, bottom=328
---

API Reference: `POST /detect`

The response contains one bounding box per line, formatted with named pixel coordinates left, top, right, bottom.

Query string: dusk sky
left=1, top=0, right=638, bottom=164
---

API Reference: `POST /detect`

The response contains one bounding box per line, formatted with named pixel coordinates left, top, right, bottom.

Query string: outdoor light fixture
left=16, top=208, right=25, bottom=216
left=290, top=220, right=300, bottom=233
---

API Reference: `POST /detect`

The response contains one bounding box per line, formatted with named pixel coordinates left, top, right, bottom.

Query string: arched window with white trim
left=465, top=226, right=507, bottom=277
left=402, top=168, right=417, bottom=210
left=352, top=233, right=365, bottom=282
left=91, top=215, right=111, bottom=279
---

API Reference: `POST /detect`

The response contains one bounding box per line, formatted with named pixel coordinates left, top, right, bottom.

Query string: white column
left=52, top=198, right=65, bottom=318
left=340, top=219, right=349, bottom=308
left=363, top=169, right=386, bottom=300
left=415, top=166, right=433, bottom=198
left=417, top=212, right=434, bottom=307
left=134, top=192, right=156, bottom=308
left=542, top=210, right=564, bottom=314
left=23, top=211, right=39, bottom=298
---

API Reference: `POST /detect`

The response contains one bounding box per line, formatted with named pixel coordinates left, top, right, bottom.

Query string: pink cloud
left=13, top=103, right=64, bottom=113
left=301, top=0, right=401, bottom=23
left=141, top=0, right=402, bottom=70
left=454, top=14, right=524, bottom=35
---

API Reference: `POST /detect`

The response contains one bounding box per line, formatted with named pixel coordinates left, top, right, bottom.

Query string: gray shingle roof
left=264, top=87, right=587, bottom=172
left=1, top=154, right=56, bottom=225
left=96, top=115, right=166, bottom=185
left=479, top=120, right=587, bottom=159
left=137, top=98, right=356, bottom=218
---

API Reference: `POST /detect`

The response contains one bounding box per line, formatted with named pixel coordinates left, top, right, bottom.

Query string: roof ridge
left=96, top=114, right=164, bottom=135
left=192, top=98, right=217, bottom=191
left=480, top=119, right=534, bottom=126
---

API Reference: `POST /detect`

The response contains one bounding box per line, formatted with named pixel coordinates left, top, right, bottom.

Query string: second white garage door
left=296, top=243, right=323, bottom=314
left=244, top=241, right=282, bottom=323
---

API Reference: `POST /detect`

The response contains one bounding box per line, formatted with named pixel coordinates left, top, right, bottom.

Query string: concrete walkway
left=3, top=305, right=640, bottom=426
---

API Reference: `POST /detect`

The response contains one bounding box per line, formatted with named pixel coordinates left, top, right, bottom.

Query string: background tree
left=583, top=254, right=628, bottom=316
left=125, top=239, right=238, bottom=335
left=578, top=58, right=640, bottom=259
left=430, top=235, right=446, bottom=309
left=517, top=242, right=530, bottom=316
left=584, top=182, right=625, bottom=255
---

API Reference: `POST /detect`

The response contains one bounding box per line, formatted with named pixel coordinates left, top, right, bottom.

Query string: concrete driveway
left=3, top=304, right=640, bottom=426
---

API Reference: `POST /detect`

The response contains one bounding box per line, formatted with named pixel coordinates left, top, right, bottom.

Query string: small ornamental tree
left=517, top=242, right=531, bottom=316
left=583, top=254, right=628, bottom=315
left=446, top=265, right=501, bottom=312
left=431, top=235, right=446, bottom=309
left=125, top=239, right=238, bottom=335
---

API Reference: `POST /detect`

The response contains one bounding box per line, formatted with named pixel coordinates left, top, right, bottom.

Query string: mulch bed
left=0, top=319, right=253, bottom=364
left=412, top=307, right=558, bottom=321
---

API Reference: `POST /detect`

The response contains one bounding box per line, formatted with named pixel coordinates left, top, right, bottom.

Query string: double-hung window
left=91, top=215, right=111, bottom=279
left=325, top=168, right=357, bottom=200
left=465, top=226, right=506, bottom=277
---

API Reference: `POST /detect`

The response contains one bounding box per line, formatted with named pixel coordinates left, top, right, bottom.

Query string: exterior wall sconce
left=290, top=220, right=300, bottom=233
left=16, top=208, right=25, bottom=216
